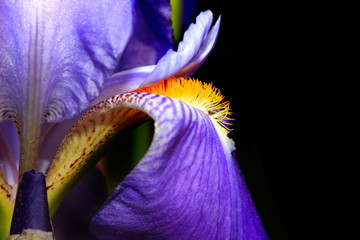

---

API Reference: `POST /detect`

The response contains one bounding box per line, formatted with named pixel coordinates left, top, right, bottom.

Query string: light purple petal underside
left=92, top=66, right=156, bottom=105
left=90, top=93, right=268, bottom=240
left=140, top=10, right=221, bottom=87
left=0, top=0, right=134, bottom=124
left=95, top=10, right=220, bottom=105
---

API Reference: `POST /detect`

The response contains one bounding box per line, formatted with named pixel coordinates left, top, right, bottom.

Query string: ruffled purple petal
left=140, top=10, right=220, bottom=87
left=175, top=15, right=221, bottom=77
left=94, top=10, right=220, bottom=104
left=0, top=0, right=134, bottom=124
left=118, top=0, right=174, bottom=71
left=90, top=93, right=268, bottom=239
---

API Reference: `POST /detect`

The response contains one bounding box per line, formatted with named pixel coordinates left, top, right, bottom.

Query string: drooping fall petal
left=89, top=84, right=268, bottom=240
left=44, top=77, right=267, bottom=239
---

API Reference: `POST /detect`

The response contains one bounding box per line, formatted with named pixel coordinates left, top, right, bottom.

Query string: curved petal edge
left=90, top=92, right=268, bottom=240
left=141, top=10, right=220, bottom=87
left=95, top=10, right=221, bottom=107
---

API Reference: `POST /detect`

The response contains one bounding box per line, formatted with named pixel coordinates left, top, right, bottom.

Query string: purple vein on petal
left=90, top=90, right=268, bottom=239
left=0, top=0, right=134, bottom=175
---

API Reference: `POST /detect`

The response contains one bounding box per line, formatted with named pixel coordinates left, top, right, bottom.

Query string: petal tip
left=139, top=10, right=219, bottom=88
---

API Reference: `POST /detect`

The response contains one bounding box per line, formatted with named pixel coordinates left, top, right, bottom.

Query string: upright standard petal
left=88, top=79, right=268, bottom=239
left=0, top=0, right=134, bottom=175
left=0, top=0, right=134, bottom=124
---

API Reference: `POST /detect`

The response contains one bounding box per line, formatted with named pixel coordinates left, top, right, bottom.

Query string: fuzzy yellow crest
left=135, top=77, right=233, bottom=132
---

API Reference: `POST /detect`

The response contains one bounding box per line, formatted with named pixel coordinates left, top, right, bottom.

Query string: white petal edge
left=175, top=15, right=221, bottom=77
left=140, top=10, right=215, bottom=87
left=93, top=10, right=221, bottom=108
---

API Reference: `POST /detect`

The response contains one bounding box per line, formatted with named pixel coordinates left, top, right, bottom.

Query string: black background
left=190, top=1, right=321, bottom=239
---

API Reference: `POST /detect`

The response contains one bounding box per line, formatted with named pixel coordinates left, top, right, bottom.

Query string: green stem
left=170, top=0, right=183, bottom=42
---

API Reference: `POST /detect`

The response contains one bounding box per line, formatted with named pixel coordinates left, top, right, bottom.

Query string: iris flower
left=0, top=0, right=268, bottom=239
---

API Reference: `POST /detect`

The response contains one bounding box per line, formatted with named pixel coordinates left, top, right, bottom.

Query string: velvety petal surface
left=95, top=10, right=220, bottom=103
left=118, top=0, right=174, bottom=71
left=0, top=0, right=134, bottom=125
left=89, top=92, right=268, bottom=239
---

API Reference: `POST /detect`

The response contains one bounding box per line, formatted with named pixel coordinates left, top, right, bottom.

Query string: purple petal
left=91, top=93, right=268, bottom=239
left=118, top=0, right=174, bottom=71
left=95, top=11, right=220, bottom=104
left=0, top=0, right=134, bottom=124
left=175, top=15, right=221, bottom=77
left=140, top=10, right=221, bottom=87
left=92, top=66, right=155, bottom=105
left=0, top=122, right=18, bottom=184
